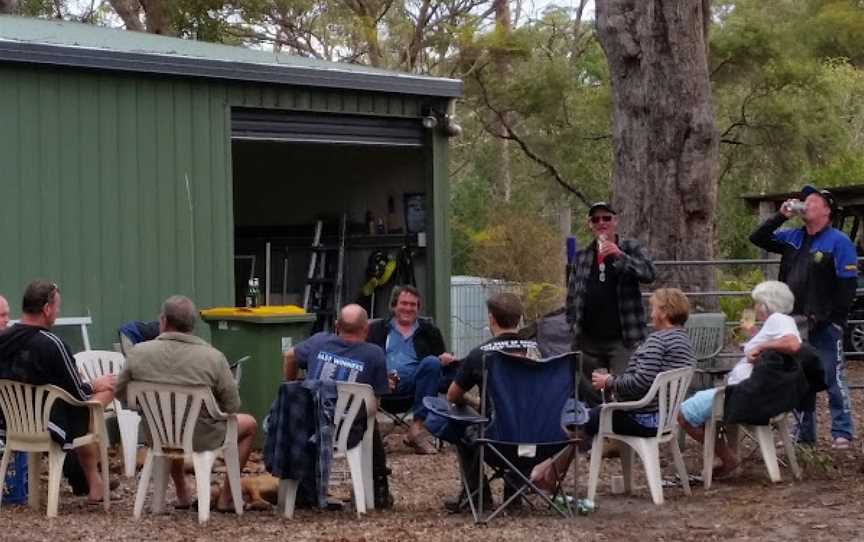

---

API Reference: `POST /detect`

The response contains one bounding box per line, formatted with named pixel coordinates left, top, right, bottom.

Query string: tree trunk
left=0, top=0, right=16, bottom=14
left=109, top=0, right=145, bottom=32
left=595, top=0, right=719, bottom=306
left=140, top=0, right=174, bottom=35
left=492, top=0, right=512, bottom=202
left=344, top=0, right=384, bottom=67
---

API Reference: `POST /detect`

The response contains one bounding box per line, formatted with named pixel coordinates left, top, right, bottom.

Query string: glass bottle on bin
left=246, top=278, right=259, bottom=308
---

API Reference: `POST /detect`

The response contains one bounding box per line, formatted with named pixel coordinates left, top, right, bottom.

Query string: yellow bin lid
left=200, top=305, right=315, bottom=324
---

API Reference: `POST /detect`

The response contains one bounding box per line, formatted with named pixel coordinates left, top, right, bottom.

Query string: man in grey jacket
left=116, top=295, right=257, bottom=511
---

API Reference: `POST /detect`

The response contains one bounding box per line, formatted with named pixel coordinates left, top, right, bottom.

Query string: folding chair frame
left=461, top=351, right=583, bottom=524
left=377, top=393, right=414, bottom=435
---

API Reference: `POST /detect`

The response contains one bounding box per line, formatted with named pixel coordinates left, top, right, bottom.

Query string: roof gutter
left=0, top=40, right=462, bottom=99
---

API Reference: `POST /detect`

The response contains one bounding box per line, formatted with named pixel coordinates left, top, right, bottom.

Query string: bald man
left=282, top=304, right=392, bottom=507
left=283, top=304, right=388, bottom=392
left=0, top=295, right=9, bottom=330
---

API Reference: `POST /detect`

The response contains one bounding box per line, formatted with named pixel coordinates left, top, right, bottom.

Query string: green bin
left=201, top=308, right=316, bottom=447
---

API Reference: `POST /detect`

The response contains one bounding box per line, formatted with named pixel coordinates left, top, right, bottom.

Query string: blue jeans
left=395, top=356, right=456, bottom=420
left=796, top=323, right=854, bottom=442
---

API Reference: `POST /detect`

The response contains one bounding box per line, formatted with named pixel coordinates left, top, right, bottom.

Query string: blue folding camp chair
left=426, top=350, right=582, bottom=523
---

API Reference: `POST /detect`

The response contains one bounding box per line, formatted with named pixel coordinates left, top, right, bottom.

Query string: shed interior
left=232, top=139, right=429, bottom=328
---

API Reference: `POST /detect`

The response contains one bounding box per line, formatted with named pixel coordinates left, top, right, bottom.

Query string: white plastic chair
left=587, top=366, right=694, bottom=505
left=279, top=382, right=376, bottom=519
left=74, top=350, right=142, bottom=478
left=119, top=335, right=135, bottom=356
left=701, top=386, right=801, bottom=489
left=126, top=382, right=243, bottom=524
left=0, top=380, right=110, bottom=517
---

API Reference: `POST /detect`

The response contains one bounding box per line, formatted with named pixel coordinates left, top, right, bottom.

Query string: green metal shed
left=0, top=16, right=461, bottom=350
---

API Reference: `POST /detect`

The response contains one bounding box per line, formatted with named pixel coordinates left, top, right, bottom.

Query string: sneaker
left=832, top=437, right=852, bottom=450
left=443, top=486, right=493, bottom=514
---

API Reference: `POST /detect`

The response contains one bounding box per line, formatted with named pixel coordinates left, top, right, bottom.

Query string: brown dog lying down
left=135, top=448, right=278, bottom=511
left=210, top=474, right=279, bottom=511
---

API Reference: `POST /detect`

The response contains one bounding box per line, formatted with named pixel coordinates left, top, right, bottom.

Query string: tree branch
left=474, top=71, right=590, bottom=207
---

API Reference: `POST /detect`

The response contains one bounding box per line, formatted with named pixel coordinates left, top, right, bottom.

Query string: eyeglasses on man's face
left=590, top=215, right=614, bottom=224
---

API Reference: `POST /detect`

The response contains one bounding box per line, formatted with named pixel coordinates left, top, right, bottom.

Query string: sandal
left=174, top=498, right=197, bottom=510
left=215, top=503, right=239, bottom=514
left=86, top=493, right=122, bottom=505
left=403, top=437, right=437, bottom=455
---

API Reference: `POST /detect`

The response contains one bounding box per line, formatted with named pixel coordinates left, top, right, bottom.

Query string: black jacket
left=0, top=323, right=93, bottom=448
left=723, top=344, right=825, bottom=425
left=367, top=317, right=446, bottom=361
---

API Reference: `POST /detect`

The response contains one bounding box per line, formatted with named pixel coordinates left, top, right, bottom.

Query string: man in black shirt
left=566, top=202, right=656, bottom=390
left=443, top=293, right=538, bottom=512
left=0, top=280, right=116, bottom=502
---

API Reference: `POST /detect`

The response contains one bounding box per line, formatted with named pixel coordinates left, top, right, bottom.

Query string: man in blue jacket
left=750, top=185, right=858, bottom=449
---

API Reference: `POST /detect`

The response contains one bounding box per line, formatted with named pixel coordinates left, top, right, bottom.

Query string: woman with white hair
left=678, top=280, right=801, bottom=478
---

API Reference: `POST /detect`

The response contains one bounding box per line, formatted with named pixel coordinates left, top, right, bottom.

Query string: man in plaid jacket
left=566, top=202, right=656, bottom=394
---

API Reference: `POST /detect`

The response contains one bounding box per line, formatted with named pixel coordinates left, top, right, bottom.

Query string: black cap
left=588, top=201, right=616, bottom=216
left=800, top=185, right=837, bottom=212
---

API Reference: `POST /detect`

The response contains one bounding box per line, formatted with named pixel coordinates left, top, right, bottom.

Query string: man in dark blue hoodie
left=0, top=280, right=116, bottom=502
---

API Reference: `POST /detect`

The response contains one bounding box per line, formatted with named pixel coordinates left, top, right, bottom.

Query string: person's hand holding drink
left=780, top=199, right=806, bottom=219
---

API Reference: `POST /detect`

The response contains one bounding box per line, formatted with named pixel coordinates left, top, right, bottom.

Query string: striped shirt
left=610, top=327, right=695, bottom=413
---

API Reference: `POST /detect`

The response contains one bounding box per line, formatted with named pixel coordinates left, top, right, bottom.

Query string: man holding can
left=566, top=202, right=657, bottom=404
left=750, top=185, right=858, bottom=449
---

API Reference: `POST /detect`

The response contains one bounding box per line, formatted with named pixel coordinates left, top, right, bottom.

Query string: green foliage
left=718, top=268, right=765, bottom=343
left=711, top=0, right=864, bottom=258
left=450, top=172, right=492, bottom=275
left=796, top=444, right=836, bottom=475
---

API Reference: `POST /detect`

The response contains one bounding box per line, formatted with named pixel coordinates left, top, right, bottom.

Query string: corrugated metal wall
left=0, top=64, right=452, bottom=348
left=0, top=66, right=234, bottom=348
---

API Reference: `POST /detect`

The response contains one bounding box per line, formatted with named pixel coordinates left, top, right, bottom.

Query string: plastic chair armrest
left=201, top=390, right=234, bottom=421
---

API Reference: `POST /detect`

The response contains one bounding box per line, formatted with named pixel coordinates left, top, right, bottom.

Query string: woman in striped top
left=581, top=288, right=696, bottom=437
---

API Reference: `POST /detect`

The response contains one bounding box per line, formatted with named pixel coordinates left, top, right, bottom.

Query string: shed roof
left=0, top=15, right=462, bottom=98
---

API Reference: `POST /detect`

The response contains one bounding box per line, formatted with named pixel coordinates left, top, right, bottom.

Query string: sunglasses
left=590, top=215, right=614, bottom=224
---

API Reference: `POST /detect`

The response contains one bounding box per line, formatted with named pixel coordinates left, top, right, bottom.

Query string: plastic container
left=1, top=451, right=28, bottom=504
left=200, top=307, right=316, bottom=447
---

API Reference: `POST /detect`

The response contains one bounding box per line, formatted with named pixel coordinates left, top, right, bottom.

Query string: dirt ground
left=4, top=366, right=864, bottom=542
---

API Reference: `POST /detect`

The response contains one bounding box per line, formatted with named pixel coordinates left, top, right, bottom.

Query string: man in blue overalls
left=750, top=185, right=858, bottom=449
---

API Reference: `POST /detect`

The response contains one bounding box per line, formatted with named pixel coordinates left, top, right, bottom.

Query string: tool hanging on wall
left=395, top=239, right=416, bottom=287
left=355, top=238, right=417, bottom=317
left=359, top=250, right=397, bottom=318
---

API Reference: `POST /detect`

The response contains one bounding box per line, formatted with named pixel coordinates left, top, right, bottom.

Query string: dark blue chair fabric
left=484, top=351, right=576, bottom=443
